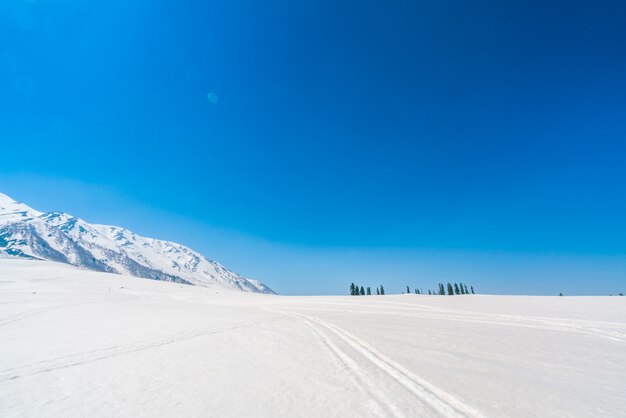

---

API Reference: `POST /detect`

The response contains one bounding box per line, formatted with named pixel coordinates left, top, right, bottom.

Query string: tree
left=463, top=283, right=469, bottom=294
left=360, top=286, right=365, bottom=295
left=447, top=283, right=454, bottom=295
left=428, top=289, right=432, bottom=295
left=380, top=285, right=385, bottom=295
left=438, top=283, right=445, bottom=295
left=460, top=284, right=466, bottom=295
left=406, top=285, right=410, bottom=294
left=350, top=283, right=356, bottom=296
left=454, top=283, right=460, bottom=295
left=559, top=292, right=563, bottom=296
left=470, top=286, right=475, bottom=294
left=367, top=287, right=371, bottom=295
left=376, top=287, right=380, bottom=295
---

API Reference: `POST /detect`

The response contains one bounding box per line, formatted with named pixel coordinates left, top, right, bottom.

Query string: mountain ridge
left=0, top=193, right=275, bottom=294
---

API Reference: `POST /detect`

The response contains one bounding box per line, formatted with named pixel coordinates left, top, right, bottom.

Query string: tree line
left=350, top=283, right=384, bottom=295
left=349, top=282, right=475, bottom=295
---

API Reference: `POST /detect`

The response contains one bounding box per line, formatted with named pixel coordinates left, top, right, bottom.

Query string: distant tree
left=447, top=283, right=454, bottom=295
left=360, top=286, right=365, bottom=296
left=376, top=287, right=380, bottom=295
left=428, top=289, right=432, bottom=295
left=438, top=283, right=445, bottom=295
left=559, top=292, right=563, bottom=296
left=454, top=283, right=460, bottom=295
left=367, top=287, right=371, bottom=295
left=380, top=285, right=385, bottom=295
left=620, top=293, right=624, bottom=296
left=460, top=284, right=466, bottom=295
left=350, top=283, right=356, bottom=296
left=470, top=286, right=475, bottom=294
left=462, top=284, right=469, bottom=294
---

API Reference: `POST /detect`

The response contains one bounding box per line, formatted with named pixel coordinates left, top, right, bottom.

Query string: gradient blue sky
left=1, top=1, right=625, bottom=295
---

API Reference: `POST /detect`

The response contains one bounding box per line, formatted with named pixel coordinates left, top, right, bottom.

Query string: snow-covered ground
left=1, top=259, right=625, bottom=417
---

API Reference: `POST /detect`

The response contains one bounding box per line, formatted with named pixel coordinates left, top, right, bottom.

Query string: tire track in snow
left=371, top=302, right=626, bottom=343
left=0, top=301, right=100, bottom=327
left=303, top=301, right=626, bottom=343
left=0, top=320, right=265, bottom=382
left=279, top=310, right=485, bottom=418
left=291, top=313, right=404, bottom=418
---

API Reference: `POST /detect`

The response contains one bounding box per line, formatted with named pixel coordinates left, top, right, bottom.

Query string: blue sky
left=1, top=0, right=625, bottom=295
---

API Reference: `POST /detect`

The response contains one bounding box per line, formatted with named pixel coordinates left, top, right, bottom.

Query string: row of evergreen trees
left=350, top=283, right=385, bottom=295
left=432, top=282, right=474, bottom=295
left=350, top=282, right=475, bottom=295
left=405, top=283, right=474, bottom=295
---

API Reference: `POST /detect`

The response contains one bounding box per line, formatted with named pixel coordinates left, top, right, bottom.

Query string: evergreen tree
left=447, top=283, right=454, bottom=295
left=406, top=285, right=410, bottom=294
left=463, top=283, right=469, bottom=294
left=367, top=287, right=371, bottom=295
left=559, top=292, right=563, bottom=296
left=454, top=283, right=460, bottom=295
left=470, top=286, right=475, bottom=294
left=460, top=284, right=466, bottom=295
left=380, top=285, right=385, bottom=295
left=428, top=289, right=432, bottom=295
left=438, top=283, right=445, bottom=295
left=376, top=287, right=380, bottom=295
left=350, top=283, right=356, bottom=296
left=360, top=286, right=365, bottom=295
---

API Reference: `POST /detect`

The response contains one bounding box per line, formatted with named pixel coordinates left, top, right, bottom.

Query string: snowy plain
left=1, top=259, right=625, bottom=417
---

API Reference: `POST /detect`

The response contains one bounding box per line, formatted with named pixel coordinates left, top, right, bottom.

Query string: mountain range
left=0, top=193, right=274, bottom=294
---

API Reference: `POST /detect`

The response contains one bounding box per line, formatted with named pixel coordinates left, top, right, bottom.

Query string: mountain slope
left=0, top=193, right=274, bottom=294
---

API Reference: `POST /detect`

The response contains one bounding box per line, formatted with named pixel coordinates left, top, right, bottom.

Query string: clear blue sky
left=1, top=1, right=625, bottom=295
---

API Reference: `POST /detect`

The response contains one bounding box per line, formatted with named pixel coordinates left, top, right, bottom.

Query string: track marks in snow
left=279, top=310, right=485, bottom=418
left=0, top=302, right=97, bottom=327
left=373, top=301, right=626, bottom=343
left=297, top=300, right=626, bottom=343
left=295, top=314, right=402, bottom=418
left=0, top=321, right=264, bottom=382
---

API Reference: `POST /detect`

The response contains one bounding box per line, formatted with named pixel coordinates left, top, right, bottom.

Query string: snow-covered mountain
left=0, top=193, right=274, bottom=294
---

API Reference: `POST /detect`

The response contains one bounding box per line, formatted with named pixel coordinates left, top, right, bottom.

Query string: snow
left=1, top=259, right=624, bottom=417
